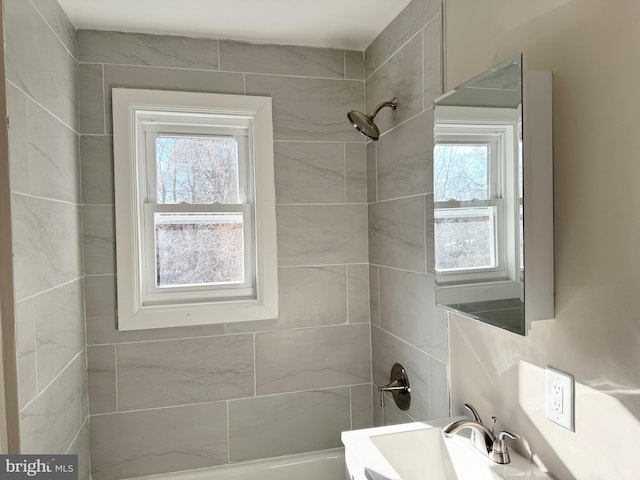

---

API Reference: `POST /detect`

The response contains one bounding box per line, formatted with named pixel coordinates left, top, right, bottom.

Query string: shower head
left=347, top=97, right=398, bottom=141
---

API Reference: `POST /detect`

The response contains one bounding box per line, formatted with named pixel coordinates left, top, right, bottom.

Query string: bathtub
left=129, top=449, right=345, bottom=480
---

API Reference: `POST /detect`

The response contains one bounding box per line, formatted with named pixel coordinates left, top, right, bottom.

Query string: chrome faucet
left=442, top=403, right=519, bottom=465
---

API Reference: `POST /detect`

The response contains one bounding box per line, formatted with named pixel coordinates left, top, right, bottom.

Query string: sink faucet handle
left=490, top=431, right=520, bottom=464
left=463, top=403, right=483, bottom=423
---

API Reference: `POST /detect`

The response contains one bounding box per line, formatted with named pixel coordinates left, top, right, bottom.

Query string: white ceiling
left=57, top=0, right=411, bottom=50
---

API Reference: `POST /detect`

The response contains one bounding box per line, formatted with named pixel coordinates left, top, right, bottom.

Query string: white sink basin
left=369, top=427, right=458, bottom=480
left=342, top=421, right=552, bottom=480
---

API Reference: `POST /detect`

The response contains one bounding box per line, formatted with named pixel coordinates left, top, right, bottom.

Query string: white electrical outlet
left=545, top=367, right=574, bottom=431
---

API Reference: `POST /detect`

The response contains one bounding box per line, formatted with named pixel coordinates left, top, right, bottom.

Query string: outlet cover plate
left=545, top=367, right=574, bottom=431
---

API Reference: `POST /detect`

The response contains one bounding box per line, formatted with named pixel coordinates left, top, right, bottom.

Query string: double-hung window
left=113, top=89, right=278, bottom=330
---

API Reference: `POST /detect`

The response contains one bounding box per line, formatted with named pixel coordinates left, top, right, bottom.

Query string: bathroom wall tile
left=423, top=16, right=443, bottom=108
left=15, top=299, right=36, bottom=408
left=245, top=74, right=364, bottom=141
left=21, top=352, right=87, bottom=453
left=103, top=65, right=244, bottom=133
left=379, top=267, right=447, bottom=361
left=11, top=195, right=82, bottom=300
left=345, top=142, right=367, bottom=203
left=27, top=99, right=80, bottom=204
left=79, top=63, right=105, bottom=134
left=220, top=41, right=344, bottom=78
left=4, top=0, right=71, bottom=124
left=278, top=266, right=348, bottom=328
left=90, top=402, right=228, bottom=480
left=429, top=357, right=449, bottom=419
left=255, top=324, right=371, bottom=395
left=84, top=275, right=226, bottom=345
left=383, top=400, right=415, bottom=426
left=377, top=110, right=432, bottom=200
left=347, top=264, right=370, bottom=324
left=425, top=194, right=435, bottom=274
left=229, top=388, right=350, bottom=462
left=369, top=265, right=380, bottom=326
left=274, top=142, right=345, bottom=204
left=369, top=196, right=426, bottom=272
left=87, top=345, right=116, bottom=414
left=365, top=0, right=440, bottom=76
left=81, top=135, right=114, bottom=205
left=30, top=0, right=77, bottom=55
left=351, top=384, right=374, bottom=430
left=366, top=34, right=423, bottom=136
left=68, top=54, right=79, bottom=132
left=117, top=335, right=254, bottom=410
left=82, top=206, right=115, bottom=275
left=78, top=31, right=219, bottom=70
left=6, top=83, right=29, bottom=194
left=366, top=141, right=377, bottom=202
left=372, top=325, right=431, bottom=422
left=34, top=280, right=85, bottom=389
left=277, top=204, right=368, bottom=266
left=373, top=391, right=384, bottom=427
left=66, top=422, right=91, bottom=480
left=345, top=50, right=365, bottom=80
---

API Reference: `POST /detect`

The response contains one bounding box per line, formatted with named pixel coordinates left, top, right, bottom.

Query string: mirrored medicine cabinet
left=432, top=54, right=554, bottom=336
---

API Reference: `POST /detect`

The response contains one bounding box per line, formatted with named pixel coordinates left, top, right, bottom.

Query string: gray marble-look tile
left=68, top=54, right=79, bottom=132
left=423, top=16, right=443, bottom=109
left=21, top=351, right=87, bottom=453
left=429, top=357, right=450, bottom=419
left=116, top=335, right=254, bottom=410
left=79, top=63, right=105, bottom=134
left=277, top=204, right=368, bottom=266
left=346, top=143, right=367, bottom=203
left=81, top=135, right=114, bottom=205
left=369, top=196, right=426, bottom=273
left=347, top=264, right=370, bottom=323
left=15, top=299, right=36, bottom=408
left=27, top=99, right=80, bottom=204
left=82, top=206, right=115, bottom=275
left=278, top=266, right=348, bottom=328
left=426, top=194, right=435, bottom=274
left=366, top=141, right=377, bottom=202
left=30, top=0, right=77, bottom=55
left=378, top=267, right=447, bottom=361
left=372, top=325, right=430, bottom=422
left=366, top=34, right=423, bottom=136
left=377, top=110, right=432, bottom=200
left=87, top=345, right=116, bottom=414
left=369, top=265, right=380, bottom=326
left=103, top=64, right=244, bottom=133
left=365, top=0, right=441, bottom=76
left=6, top=83, right=29, bottom=194
left=220, top=40, right=344, bottom=78
left=255, top=324, right=371, bottom=395
left=351, top=384, right=374, bottom=430
left=34, top=279, right=85, bottom=389
left=345, top=50, right=365, bottom=80
left=229, top=388, right=350, bottom=462
left=90, top=403, right=228, bottom=480
left=4, top=0, right=71, bottom=124
left=78, top=30, right=219, bottom=70
left=245, top=74, right=364, bottom=141
left=84, top=275, right=226, bottom=345
left=373, top=389, right=384, bottom=427
left=11, top=195, right=82, bottom=300
left=274, top=142, right=345, bottom=204
left=66, top=421, right=91, bottom=480
left=383, top=399, right=416, bottom=426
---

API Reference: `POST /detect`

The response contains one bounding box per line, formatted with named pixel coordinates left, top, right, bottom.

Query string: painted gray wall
left=4, top=0, right=90, bottom=475
left=77, top=30, right=373, bottom=480
left=365, top=0, right=450, bottom=425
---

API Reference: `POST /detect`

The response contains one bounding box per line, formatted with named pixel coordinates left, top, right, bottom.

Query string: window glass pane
left=434, top=206, right=497, bottom=271
left=434, top=144, right=489, bottom=201
left=155, top=212, right=244, bottom=288
left=156, top=136, right=239, bottom=204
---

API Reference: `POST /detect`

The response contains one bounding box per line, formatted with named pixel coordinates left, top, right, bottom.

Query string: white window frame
left=113, top=88, right=278, bottom=331
left=433, top=106, right=520, bottom=286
